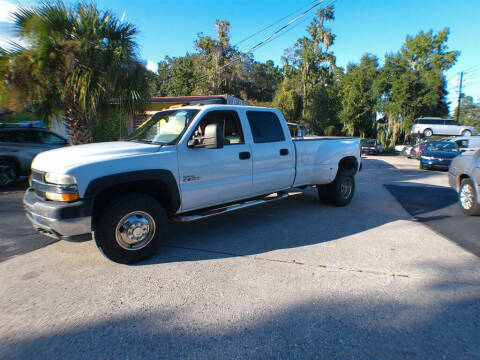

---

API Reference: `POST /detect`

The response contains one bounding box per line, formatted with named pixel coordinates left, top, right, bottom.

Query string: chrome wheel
left=462, top=130, right=472, bottom=136
left=340, top=177, right=353, bottom=199
left=460, top=184, right=474, bottom=210
left=423, top=129, right=432, bottom=137
left=115, top=211, right=156, bottom=251
left=0, top=161, right=17, bottom=186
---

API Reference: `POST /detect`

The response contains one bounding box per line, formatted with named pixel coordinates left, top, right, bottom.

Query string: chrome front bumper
left=23, top=188, right=92, bottom=240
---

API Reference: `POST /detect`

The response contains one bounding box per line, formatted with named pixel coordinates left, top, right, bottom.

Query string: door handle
left=239, top=152, right=251, bottom=160
left=280, top=148, right=289, bottom=156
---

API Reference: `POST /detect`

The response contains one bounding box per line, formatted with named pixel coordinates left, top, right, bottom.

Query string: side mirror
left=187, top=123, right=224, bottom=149
left=204, top=123, right=224, bottom=149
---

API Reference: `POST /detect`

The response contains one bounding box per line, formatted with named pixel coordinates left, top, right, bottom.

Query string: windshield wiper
left=129, top=139, right=162, bottom=145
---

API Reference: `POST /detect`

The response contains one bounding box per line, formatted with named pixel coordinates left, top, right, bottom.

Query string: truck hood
left=32, top=141, right=161, bottom=172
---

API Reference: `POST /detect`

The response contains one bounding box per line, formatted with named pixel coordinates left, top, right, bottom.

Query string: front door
left=178, top=110, right=252, bottom=211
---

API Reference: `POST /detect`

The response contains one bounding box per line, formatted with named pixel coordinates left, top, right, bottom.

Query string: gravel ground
left=1, top=156, right=479, bottom=359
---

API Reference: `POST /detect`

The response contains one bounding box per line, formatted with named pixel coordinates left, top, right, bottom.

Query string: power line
left=233, top=0, right=321, bottom=48
left=195, top=0, right=332, bottom=82
left=463, top=64, right=480, bottom=73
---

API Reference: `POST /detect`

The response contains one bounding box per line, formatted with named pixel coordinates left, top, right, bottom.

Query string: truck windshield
left=129, top=109, right=200, bottom=145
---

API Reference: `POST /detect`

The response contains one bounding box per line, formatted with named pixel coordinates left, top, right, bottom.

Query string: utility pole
left=456, top=71, right=464, bottom=122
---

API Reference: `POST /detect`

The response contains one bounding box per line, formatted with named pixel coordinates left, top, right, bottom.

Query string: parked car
left=411, top=117, right=477, bottom=138
left=419, top=141, right=459, bottom=170
left=24, top=105, right=361, bottom=263
left=449, top=136, right=480, bottom=155
left=361, top=139, right=382, bottom=155
left=0, top=126, right=67, bottom=186
left=412, top=141, right=431, bottom=159
left=448, top=149, right=480, bottom=215
left=401, top=145, right=414, bottom=158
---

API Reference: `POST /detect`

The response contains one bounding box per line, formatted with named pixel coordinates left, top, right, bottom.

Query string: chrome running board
left=172, top=192, right=289, bottom=222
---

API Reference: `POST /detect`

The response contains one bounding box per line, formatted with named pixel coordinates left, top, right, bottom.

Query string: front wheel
left=318, top=168, right=355, bottom=206
left=459, top=178, right=480, bottom=216
left=461, top=130, right=472, bottom=137
left=94, top=193, right=167, bottom=264
left=0, top=160, right=18, bottom=187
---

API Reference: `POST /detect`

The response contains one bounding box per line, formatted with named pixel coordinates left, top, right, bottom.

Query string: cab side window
left=17, top=130, right=42, bottom=143
left=246, top=111, right=285, bottom=143
left=39, top=131, right=67, bottom=145
left=192, top=110, right=244, bottom=145
left=456, top=140, right=469, bottom=149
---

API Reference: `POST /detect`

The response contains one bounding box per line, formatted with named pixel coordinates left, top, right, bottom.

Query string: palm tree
left=1, top=2, right=149, bottom=144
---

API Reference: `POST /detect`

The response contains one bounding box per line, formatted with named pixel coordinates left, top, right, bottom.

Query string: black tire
left=94, top=193, right=167, bottom=264
left=458, top=178, right=480, bottom=216
left=461, top=130, right=472, bottom=137
left=317, top=168, right=355, bottom=206
left=0, top=159, right=18, bottom=187
left=423, top=128, right=433, bottom=137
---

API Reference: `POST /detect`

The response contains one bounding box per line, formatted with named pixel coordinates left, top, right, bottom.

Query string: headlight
left=45, top=172, right=77, bottom=185
left=421, top=156, right=433, bottom=160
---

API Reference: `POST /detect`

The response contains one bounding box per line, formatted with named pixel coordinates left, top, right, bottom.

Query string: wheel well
left=91, top=179, right=176, bottom=230
left=0, top=156, right=21, bottom=172
left=338, top=156, right=358, bottom=173
left=457, top=174, right=470, bottom=190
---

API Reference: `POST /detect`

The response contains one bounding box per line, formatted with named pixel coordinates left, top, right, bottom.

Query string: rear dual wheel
left=95, top=193, right=167, bottom=264
left=317, top=168, right=355, bottom=206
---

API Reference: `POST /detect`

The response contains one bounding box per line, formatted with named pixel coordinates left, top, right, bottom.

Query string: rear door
left=443, top=120, right=458, bottom=135
left=177, top=109, right=253, bottom=211
left=244, top=110, right=295, bottom=195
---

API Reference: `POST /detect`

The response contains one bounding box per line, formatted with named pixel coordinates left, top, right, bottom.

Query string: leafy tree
left=291, top=6, right=336, bottom=116
left=374, top=29, right=458, bottom=146
left=456, top=96, right=480, bottom=133
left=340, top=54, right=379, bottom=138
left=272, top=78, right=302, bottom=123
left=0, top=2, right=150, bottom=144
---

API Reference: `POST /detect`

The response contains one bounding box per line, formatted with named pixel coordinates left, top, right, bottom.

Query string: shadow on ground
left=2, top=261, right=479, bottom=359
left=386, top=184, right=480, bottom=257
left=136, top=159, right=450, bottom=265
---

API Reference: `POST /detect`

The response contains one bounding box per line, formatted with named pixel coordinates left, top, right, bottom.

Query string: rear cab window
left=246, top=111, right=285, bottom=143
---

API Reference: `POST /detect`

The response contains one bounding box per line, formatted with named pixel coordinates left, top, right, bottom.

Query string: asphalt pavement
left=0, top=181, right=56, bottom=263
left=386, top=183, right=480, bottom=257
left=1, top=156, right=479, bottom=360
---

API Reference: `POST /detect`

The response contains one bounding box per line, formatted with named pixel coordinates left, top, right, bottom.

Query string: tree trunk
left=64, top=103, right=92, bottom=145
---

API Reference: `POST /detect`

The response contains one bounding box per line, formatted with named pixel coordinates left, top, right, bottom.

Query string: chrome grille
left=31, top=170, right=44, bottom=182
left=30, top=170, right=46, bottom=198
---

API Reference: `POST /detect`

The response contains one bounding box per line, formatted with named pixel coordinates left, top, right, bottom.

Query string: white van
left=411, top=118, right=477, bottom=137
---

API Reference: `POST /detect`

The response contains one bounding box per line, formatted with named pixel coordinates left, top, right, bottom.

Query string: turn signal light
left=45, top=192, right=80, bottom=202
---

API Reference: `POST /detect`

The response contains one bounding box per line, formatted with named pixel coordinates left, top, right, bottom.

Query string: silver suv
left=448, top=149, right=480, bottom=215
left=0, top=126, right=67, bottom=186
left=411, top=117, right=477, bottom=137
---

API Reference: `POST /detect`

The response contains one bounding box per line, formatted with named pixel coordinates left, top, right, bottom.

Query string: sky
left=1, top=0, right=479, bottom=113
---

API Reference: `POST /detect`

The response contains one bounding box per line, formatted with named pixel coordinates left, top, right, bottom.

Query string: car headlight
left=45, top=172, right=77, bottom=185
left=421, top=156, right=433, bottom=160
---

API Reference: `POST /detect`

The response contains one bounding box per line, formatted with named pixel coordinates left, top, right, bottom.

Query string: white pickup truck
left=24, top=105, right=361, bottom=263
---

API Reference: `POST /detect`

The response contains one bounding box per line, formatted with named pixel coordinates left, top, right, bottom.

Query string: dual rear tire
left=317, top=168, right=355, bottom=206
